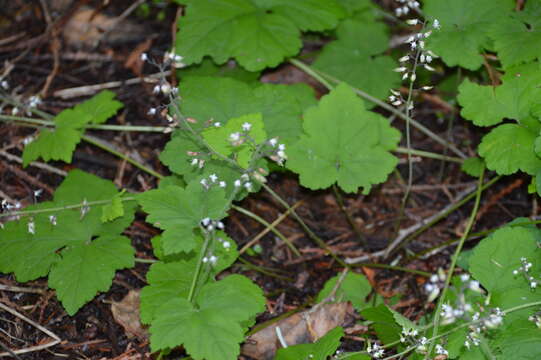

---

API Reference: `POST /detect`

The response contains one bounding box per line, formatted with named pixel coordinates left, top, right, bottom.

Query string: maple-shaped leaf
left=202, top=113, right=267, bottom=169
left=478, top=123, right=541, bottom=176
left=149, top=275, right=265, bottom=359
left=136, top=181, right=228, bottom=255
left=313, top=16, right=399, bottom=108
left=457, top=63, right=541, bottom=127
left=141, top=231, right=239, bottom=324
left=424, top=0, right=514, bottom=70
left=178, top=58, right=261, bottom=84
left=287, top=83, right=400, bottom=194
left=0, top=170, right=135, bottom=315
left=175, top=0, right=345, bottom=71
left=22, top=90, right=123, bottom=166
left=490, top=1, right=541, bottom=69
left=275, top=327, right=345, bottom=360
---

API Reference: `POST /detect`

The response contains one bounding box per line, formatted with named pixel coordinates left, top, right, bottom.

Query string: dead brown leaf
left=110, top=290, right=148, bottom=339
left=242, top=302, right=351, bottom=360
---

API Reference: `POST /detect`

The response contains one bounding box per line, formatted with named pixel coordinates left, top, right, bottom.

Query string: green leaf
left=101, top=193, right=125, bottom=222
left=275, top=326, right=344, bottom=360
left=177, top=58, right=260, bottom=84
left=313, top=18, right=399, bottom=108
left=469, top=226, right=541, bottom=321
left=175, top=0, right=345, bottom=71
left=75, top=90, right=123, bottom=124
left=336, top=0, right=377, bottom=16
left=494, top=322, right=541, bottom=360
left=0, top=170, right=135, bottom=314
left=423, top=0, right=514, bottom=70
left=316, top=272, right=372, bottom=312
left=361, top=304, right=401, bottom=344
left=478, top=123, right=541, bottom=176
left=202, top=113, right=267, bottom=168
left=22, top=91, right=122, bottom=166
left=48, top=236, right=133, bottom=315
left=137, top=181, right=228, bottom=255
left=457, top=63, right=541, bottom=127
left=461, top=157, right=484, bottom=177
left=287, top=83, right=400, bottom=193
left=150, top=275, right=265, bottom=359
left=489, top=1, right=541, bottom=69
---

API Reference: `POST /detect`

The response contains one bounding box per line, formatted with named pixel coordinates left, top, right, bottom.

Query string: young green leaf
left=174, top=0, right=345, bottom=71
left=361, top=304, right=402, bottom=344
left=313, top=18, right=399, bottom=108
left=0, top=170, right=135, bottom=315
left=149, top=275, right=265, bottom=359
left=457, top=63, right=541, bottom=127
left=22, top=90, right=123, bottom=166
left=461, top=157, right=485, bottom=177
left=489, top=1, right=541, bottom=69
left=287, top=83, right=400, bottom=194
left=202, top=113, right=266, bottom=169
left=423, top=0, right=514, bottom=70
left=101, top=193, right=125, bottom=222
left=478, top=123, right=541, bottom=176
left=274, top=326, right=344, bottom=360
left=316, top=272, right=372, bottom=312
left=136, top=181, right=228, bottom=255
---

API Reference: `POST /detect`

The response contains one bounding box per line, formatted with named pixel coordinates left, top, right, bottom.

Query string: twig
left=0, top=284, right=45, bottom=294
left=53, top=71, right=171, bottom=99
left=0, top=301, right=61, bottom=357
left=0, top=150, right=67, bottom=177
left=237, top=202, right=302, bottom=256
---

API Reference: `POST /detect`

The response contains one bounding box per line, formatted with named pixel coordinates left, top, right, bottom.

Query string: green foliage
left=275, top=326, right=344, bottom=360
left=174, top=0, right=345, bottom=71
left=0, top=170, right=135, bottom=315
left=149, top=275, right=265, bottom=359
left=316, top=272, right=372, bottom=312
left=489, top=1, right=541, bottom=69
left=360, top=304, right=403, bottom=345
left=22, top=91, right=122, bottom=166
left=458, top=62, right=541, bottom=176
left=137, top=181, right=228, bottom=255
left=423, top=0, right=513, bottom=70
left=288, top=83, right=400, bottom=194
left=313, top=11, right=399, bottom=107
left=461, top=157, right=484, bottom=177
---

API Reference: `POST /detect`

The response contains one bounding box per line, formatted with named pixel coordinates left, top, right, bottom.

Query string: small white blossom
left=33, top=189, right=43, bottom=198
left=234, top=179, right=242, bottom=187
left=1, top=80, right=8, bottom=89
left=49, top=215, right=57, bottom=226
left=202, top=256, right=209, bottom=263
left=219, top=181, right=226, bottom=188
left=191, top=158, right=199, bottom=166
left=214, top=122, right=222, bottom=127
left=11, top=107, right=19, bottom=115
left=209, top=174, right=218, bottom=183
left=406, top=19, right=419, bottom=25
left=201, top=217, right=211, bottom=227
left=242, top=122, right=252, bottom=131
left=229, top=132, right=241, bottom=142
left=216, top=221, right=225, bottom=230
left=140, top=53, right=148, bottom=62
left=223, top=241, right=231, bottom=249
left=399, top=55, right=410, bottom=62
left=160, top=83, right=172, bottom=95
left=435, top=344, right=448, bottom=356
left=27, top=219, right=35, bottom=234
left=269, top=138, right=278, bottom=147
left=244, top=182, right=253, bottom=191
left=200, top=178, right=208, bottom=187
left=147, top=107, right=157, bottom=115
left=394, top=66, right=408, bottom=73
left=152, top=85, right=161, bottom=94
left=433, top=19, right=441, bottom=30
left=209, top=255, right=218, bottom=265
left=278, top=144, right=286, bottom=151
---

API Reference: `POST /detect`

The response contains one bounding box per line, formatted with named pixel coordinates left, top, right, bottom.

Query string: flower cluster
left=267, top=138, right=287, bottom=166
left=1, top=199, right=21, bottom=212
left=464, top=308, right=504, bottom=349
left=366, top=342, right=384, bottom=359
left=201, top=217, right=225, bottom=232
left=217, top=236, right=231, bottom=251
left=200, top=173, right=227, bottom=190
left=394, top=0, right=420, bottom=17
left=513, top=256, right=538, bottom=289
left=234, top=173, right=253, bottom=192
left=424, top=269, right=446, bottom=302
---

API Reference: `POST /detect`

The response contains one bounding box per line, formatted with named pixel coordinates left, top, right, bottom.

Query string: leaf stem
left=426, top=165, right=485, bottom=358
left=394, top=146, right=463, bottom=163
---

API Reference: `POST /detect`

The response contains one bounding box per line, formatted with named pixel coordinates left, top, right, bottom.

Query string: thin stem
left=426, top=165, right=485, bottom=358
left=233, top=204, right=301, bottom=256
left=0, top=114, right=168, bottom=132
left=82, top=135, right=164, bottom=179
left=0, top=197, right=136, bottom=219
left=187, top=231, right=212, bottom=302
left=260, top=182, right=348, bottom=268
left=394, top=146, right=463, bottom=163
left=238, top=257, right=294, bottom=281
left=350, top=262, right=431, bottom=277
left=288, top=59, right=467, bottom=159
left=332, top=184, right=367, bottom=245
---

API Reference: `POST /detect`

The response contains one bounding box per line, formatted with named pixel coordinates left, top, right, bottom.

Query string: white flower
left=49, top=215, right=57, bottom=226
left=244, top=182, right=253, bottom=191
left=278, top=144, right=286, bottom=151
left=191, top=158, right=199, bottom=166
left=406, top=19, right=419, bottom=25
left=219, top=181, right=226, bottom=188
left=214, top=122, right=221, bottom=127
left=394, top=66, right=408, bottom=72
left=27, top=219, right=35, bottom=234
left=433, top=19, right=441, bottom=30
left=209, top=173, right=218, bottom=182
left=200, top=178, right=208, bottom=187
left=160, top=83, right=172, bottom=95
left=242, top=122, right=252, bottom=131
left=223, top=241, right=231, bottom=249
left=269, top=138, right=278, bottom=147
left=1, top=80, right=8, bottom=89
left=147, top=107, right=157, bottom=115
left=399, top=55, right=410, bottom=62
left=435, top=344, right=448, bottom=356
left=229, top=132, right=241, bottom=142
left=201, top=217, right=211, bottom=226
left=209, top=255, right=218, bottom=265
left=34, top=189, right=43, bottom=198
left=234, top=179, right=242, bottom=187
left=216, top=221, right=225, bottom=230
left=153, top=85, right=161, bottom=94
left=140, top=53, right=148, bottom=62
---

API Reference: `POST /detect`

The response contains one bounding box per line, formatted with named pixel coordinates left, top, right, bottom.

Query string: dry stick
left=237, top=202, right=302, bottom=255
left=0, top=150, right=67, bottom=177
left=260, top=183, right=349, bottom=268
left=94, top=0, right=147, bottom=46
left=0, top=284, right=45, bottom=294
left=344, top=175, right=501, bottom=264
left=288, top=59, right=467, bottom=160
left=426, top=166, right=485, bottom=358
left=0, top=302, right=61, bottom=357
left=53, top=71, right=171, bottom=99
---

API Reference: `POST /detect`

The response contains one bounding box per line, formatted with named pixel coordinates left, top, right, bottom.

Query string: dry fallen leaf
left=242, top=302, right=351, bottom=360
left=110, top=290, right=148, bottom=339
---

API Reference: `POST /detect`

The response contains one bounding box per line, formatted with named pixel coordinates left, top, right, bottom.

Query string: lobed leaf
left=316, top=272, right=372, bottom=312
left=287, top=83, right=400, bottom=194
left=174, top=0, right=345, bottom=71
